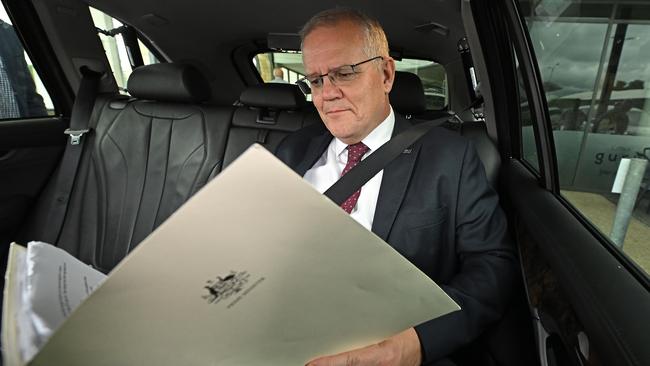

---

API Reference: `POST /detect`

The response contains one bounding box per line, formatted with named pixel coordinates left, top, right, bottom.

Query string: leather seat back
left=223, top=83, right=320, bottom=167
left=53, top=64, right=231, bottom=271
left=460, top=122, right=501, bottom=188
left=389, top=71, right=427, bottom=118
left=390, top=71, right=501, bottom=187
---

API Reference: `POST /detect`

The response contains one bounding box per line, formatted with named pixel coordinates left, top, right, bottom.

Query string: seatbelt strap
left=324, top=115, right=449, bottom=205
left=42, top=67, right=102, bottom=243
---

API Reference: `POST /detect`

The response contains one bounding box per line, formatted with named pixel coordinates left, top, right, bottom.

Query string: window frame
left=89, top=6, right=165, bottom=92
left=513, top=49, right=545, bottom=178
left=504, top=0, right=560, bottom=192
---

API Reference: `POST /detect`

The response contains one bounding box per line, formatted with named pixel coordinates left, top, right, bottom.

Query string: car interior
left=1, top=0, right=649, bottom=365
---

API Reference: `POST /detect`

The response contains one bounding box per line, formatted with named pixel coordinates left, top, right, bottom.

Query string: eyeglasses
left=296, top=56, right=384, bottom=95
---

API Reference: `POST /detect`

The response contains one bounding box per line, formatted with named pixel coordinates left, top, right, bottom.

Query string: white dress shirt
left=304, top=108, right=395, bottom=230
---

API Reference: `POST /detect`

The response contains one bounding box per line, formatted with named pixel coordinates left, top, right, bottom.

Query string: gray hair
left=299, top=8, right=389, bottom=60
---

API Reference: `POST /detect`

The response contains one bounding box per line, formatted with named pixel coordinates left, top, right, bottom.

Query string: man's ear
left=382, top=57, right=396, bottom=94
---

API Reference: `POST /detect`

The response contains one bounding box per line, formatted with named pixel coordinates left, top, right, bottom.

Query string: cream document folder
left=13, top=144, right=458, bottom=365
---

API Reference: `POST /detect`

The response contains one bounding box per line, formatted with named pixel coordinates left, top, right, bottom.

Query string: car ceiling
left=85, top=0, right=465, bottom=65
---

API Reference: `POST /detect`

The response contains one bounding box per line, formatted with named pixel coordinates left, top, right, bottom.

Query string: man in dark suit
left=276, top=8, right=516, bottom=366
left=0, top=19, right=47, bottom=119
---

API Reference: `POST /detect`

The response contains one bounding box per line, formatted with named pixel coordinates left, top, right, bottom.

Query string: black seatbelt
left=324, top=115, right=448, bottom=205
left=42, top=67, right=102, bottom=243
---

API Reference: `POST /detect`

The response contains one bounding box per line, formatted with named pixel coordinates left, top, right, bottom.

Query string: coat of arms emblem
left=202, top=270, right=250, bottom=304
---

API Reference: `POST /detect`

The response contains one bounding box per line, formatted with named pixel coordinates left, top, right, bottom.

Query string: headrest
left=127, top=63, right=211, bottom=103
left=389, top=71, right=427, bottom=116
left=239, top=83, right=305, bottom=110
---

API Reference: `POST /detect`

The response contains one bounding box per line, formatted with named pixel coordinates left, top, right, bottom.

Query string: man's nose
left=320, top=76, right=342, bottom=100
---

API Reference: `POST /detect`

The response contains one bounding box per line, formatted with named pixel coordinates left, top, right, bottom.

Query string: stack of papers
left=3, top=145, right=459, bottom=365
left=3, top=242, right=106, bottom=365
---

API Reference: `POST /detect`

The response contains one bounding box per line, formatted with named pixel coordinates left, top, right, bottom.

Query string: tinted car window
left=519, top=0, right=650, bottom=275
left=90, top=7, right=159, bottom=92
left=0, top=6, right=54, bottom=120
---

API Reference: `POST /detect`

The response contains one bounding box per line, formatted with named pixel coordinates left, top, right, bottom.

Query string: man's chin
left=323, top=119, right=350, bottom=134
left=329, top=129, right=361, bottom=144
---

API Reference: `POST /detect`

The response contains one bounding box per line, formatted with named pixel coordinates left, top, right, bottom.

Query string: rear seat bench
left=20, top=64, right=318, bottom=271
left=21, top=64, right=233, bottom=271
left=17, top=59, right=532, bottom=366
left=20, top=63, right=500, bottom=273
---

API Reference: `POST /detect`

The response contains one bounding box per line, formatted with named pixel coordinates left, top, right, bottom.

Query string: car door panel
left=470, top=1, right=650, bottom=365
left=0, top=118, right=65, bottom=244
left=504, top=158, right=650, bottom=366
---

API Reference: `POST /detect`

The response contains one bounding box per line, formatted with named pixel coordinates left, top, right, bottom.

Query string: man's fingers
left=305, top=328, right=420, bottom=366
left=305, top=345, right=374, bottom=366
left=305, top=353, right=359, bottom=366
left=344, top=352, right=361, bottom=366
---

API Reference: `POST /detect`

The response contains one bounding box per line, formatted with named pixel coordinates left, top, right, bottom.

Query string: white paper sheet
left=20, top=145, right=458, bottom=365
left=25, top=242, right=106, bottom=353
left=2, top=242, right=106, bottom=366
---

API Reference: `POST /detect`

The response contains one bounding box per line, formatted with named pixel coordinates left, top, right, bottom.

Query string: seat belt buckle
left=64, top=128, right=90, bottom=145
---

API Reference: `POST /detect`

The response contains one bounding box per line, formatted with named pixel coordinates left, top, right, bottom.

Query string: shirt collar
left=334, top=106, right=396, bottom=157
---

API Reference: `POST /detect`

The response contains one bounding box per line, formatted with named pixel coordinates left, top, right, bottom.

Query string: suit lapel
left=295, top=132, right=332, bottom=177
left=371, top=115, right=421, bottom=240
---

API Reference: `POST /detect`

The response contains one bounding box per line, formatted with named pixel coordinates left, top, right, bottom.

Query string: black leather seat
left=22, top=63, right=233, bottom=271
left=389, top=71, right=428, bottom=119
left=223, top=83, right=320, bottom=167
left=459, top=122, right=500, bottom=188
left=390, top=71, right=501, bottom=188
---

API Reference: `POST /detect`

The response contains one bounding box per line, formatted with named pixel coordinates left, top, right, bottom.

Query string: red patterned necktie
left=340, top=142, right=370, bottom=213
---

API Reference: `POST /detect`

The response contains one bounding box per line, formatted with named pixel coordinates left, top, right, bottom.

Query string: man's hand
left=305, top=328, right=422, bottom=366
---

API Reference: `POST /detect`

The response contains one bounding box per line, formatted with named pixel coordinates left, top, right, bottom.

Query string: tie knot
left=346, top=142, right=369, bottom=164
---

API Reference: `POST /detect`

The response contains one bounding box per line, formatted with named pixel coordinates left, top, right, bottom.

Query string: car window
left=253, top=51, right=448, bottom=110
left=0, top=6, right=55, bottom=120
left=254, top=51, right=305, bottom=84
left=516, top=51, right=541, bottom=173
left=519, top=0, right=650, bottom=275
left=89, top=7, right=159, bottom=92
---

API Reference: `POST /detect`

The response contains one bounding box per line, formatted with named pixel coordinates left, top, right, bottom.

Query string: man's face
left=302, top=21, right=395, bottom=144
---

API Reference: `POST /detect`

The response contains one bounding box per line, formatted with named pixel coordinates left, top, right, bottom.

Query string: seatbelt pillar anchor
left=64, top=128, right=90, bottom=145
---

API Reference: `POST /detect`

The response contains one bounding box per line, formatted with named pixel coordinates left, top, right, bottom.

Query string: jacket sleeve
left=14, top=49, right=47, bottom=117
left=5, top=26, right=47, bottom=117
left=414, top=141, right=517, bottom=364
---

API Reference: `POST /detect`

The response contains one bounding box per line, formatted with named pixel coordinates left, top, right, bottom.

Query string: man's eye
left=335, top=70, right=355, bottom=81
left=309, top=77, right=323, bottom=87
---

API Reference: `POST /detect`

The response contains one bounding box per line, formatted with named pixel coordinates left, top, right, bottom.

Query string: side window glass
left=253, top=52, right=309, bottom=100
left=515, top=52, right=541, bottom=172
left=520, top=0, right=650, bottom=275
left=252, top=52, right=449, bottom=110
left=0, top=7, right=55, bottom=120
left=89, top=7, right=159, bottom=92
left=394, top=59, right=448, bottom=110
left=253, top=51, right=305, bottom=84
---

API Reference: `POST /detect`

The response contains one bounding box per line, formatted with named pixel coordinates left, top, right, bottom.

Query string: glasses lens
left=307, top=76, right=324, bottom=89
left=332, top=65, right=356, bottom=84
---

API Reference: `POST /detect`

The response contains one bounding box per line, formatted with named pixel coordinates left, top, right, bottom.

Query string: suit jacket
left=276, top=113, right=517, bottom=363
left=0, top=20, right=47, bottom=117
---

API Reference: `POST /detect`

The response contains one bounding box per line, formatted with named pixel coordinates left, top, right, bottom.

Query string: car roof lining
left=85, top=0, right=465, bottom=65
left=30, top=0, right=473, bottom=109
